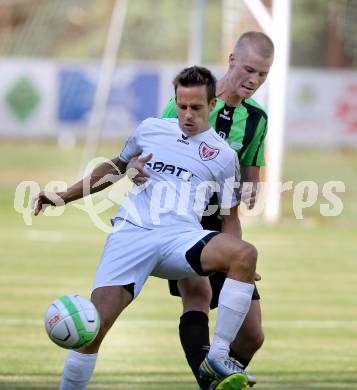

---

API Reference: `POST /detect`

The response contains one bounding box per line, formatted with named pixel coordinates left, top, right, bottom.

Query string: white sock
left=60, top=350, right=97, bottom=390
left=209, top=278, right=254, bottom=360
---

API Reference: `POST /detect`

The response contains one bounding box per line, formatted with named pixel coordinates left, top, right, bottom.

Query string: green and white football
left=44, top=294, right=100, bottom=349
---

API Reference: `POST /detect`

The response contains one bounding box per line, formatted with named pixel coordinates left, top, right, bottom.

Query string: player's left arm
left=239, top=113, right=267, bottom=209
left=218, top=152, right=242, bottom=237
left=240, top=165, right=260, bottom=209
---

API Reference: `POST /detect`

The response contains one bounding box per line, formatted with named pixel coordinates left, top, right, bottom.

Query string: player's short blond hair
left=234, top=31, right=274, bottom=59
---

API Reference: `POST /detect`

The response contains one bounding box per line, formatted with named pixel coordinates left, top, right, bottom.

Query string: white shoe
left=199, top=355, right=256, bottom=387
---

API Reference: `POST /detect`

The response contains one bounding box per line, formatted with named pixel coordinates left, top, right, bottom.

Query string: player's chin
left=183, top=126, right=198, bottom=135
left=241, top=88, right=255, bottom=98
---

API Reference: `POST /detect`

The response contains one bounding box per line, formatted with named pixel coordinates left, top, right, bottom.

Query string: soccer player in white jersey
left=34, top=66, right=258, bottom=390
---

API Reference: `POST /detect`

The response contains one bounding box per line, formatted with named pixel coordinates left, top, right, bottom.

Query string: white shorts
left=93, top=219, right=216, bottom=298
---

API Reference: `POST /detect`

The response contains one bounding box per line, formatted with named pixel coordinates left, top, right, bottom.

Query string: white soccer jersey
left=116, top=117, right=239, bottom=229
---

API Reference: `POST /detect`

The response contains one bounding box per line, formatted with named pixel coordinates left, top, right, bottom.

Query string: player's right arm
left=33, top=157, right=128, bottom=216
left=34, top=119, right=152, bottom=215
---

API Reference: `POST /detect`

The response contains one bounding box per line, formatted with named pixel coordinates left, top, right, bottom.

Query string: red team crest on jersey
left=199, top=142, right=220, bottom=161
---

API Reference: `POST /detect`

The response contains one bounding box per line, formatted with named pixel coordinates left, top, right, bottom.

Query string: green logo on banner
left=6, top=77, right=41, bottom=121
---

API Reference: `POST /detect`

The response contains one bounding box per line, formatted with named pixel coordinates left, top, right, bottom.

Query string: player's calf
left=78, top=286, right=133, bottom=354
left=178, top=276, right=212, bottom=314
left=229, top=299, right=264, bottom=368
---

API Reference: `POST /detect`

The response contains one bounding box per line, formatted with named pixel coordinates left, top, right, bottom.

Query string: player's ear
left=229, top=53, right=236, bottom=67
left=209, top=98, right=216, bottom=112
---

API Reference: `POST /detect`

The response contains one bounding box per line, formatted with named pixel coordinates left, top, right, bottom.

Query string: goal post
left=264, top=0, right=291, bottom=223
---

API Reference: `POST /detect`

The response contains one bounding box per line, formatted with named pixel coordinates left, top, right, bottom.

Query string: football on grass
left=45, top=294, right=100, bottom=349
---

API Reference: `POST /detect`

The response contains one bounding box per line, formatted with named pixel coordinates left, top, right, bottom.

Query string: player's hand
left=127, top=153, right=152, bottom=185
left=240, top=182, right=258, bottom=209
left=254, top=272, right=261, bottom=282
left=32, top=191, right=63, bottom=216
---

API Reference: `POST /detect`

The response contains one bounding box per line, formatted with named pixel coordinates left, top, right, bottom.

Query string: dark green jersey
left=162, top=97, right=268, bottom=166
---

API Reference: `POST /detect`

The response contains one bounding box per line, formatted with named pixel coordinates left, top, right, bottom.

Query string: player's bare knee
left=230, top=242, right=257, bottom=274
left=242, top=243, right=257, bottom=269
left=245, top=242, right=257, bottom=260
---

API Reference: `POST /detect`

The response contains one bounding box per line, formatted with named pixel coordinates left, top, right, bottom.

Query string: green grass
left=1, top=140, right=356, bottom=389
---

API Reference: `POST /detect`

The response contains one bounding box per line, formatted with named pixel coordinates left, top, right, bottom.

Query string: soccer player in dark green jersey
left=162, top=31, right=274, bottom=390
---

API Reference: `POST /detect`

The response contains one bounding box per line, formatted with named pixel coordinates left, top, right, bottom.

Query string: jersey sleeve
left=240, top=115, right=267, bottom=167
left=118, top=123, right=144, bottom=163
left=161, top=98, right=178, bottom=118
left=217, top=153, right=240, bottom=209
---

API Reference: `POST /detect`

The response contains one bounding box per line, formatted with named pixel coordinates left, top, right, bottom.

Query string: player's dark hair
left=173, top=66, right=216, bottom=103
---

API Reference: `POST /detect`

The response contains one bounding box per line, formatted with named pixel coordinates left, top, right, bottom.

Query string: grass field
left=1, top=140, right=356, bottom=389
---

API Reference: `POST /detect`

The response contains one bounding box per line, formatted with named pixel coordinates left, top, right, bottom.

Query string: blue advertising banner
left=57, top=65, right=159, bottom=134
